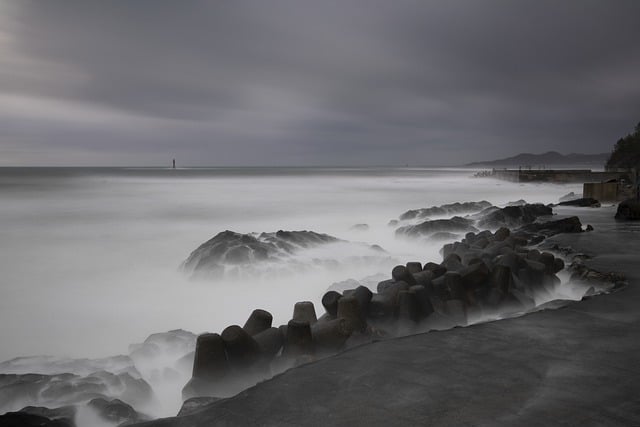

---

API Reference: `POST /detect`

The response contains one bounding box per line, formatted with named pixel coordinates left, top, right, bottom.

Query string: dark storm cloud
left=1, top=0, right=639, bottom=166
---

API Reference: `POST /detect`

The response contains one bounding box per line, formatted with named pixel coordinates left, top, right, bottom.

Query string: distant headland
left=466, top=151, right=609, bottom=168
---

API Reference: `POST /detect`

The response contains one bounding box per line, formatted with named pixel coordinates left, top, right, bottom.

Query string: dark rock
left=493, top=227, right=510, bottom=242
left=517, top=216, right=583, bottom=237
left=398, top=201, right=492, bottom=221
left=0, top=413, right=72, bottom=427
left=321, top=291, right=342, bottom=317
left=586, top=224, right=594, bottom=231
left=558, top=198, right=600, bottom=207
left=242, top=309, right=273, bottom=336
left=16, top=407, right=75, bottom=426
left=178, top=397, right=221, bottom=416
left=87, top=398, right=150, bottom=425
left=478, top=203, right=552, bottom=229
left=182, top=230, right=341, bottom=275
left=615, top=199, right=640, bottom=220
left=396, top=216, right=477, bottom=238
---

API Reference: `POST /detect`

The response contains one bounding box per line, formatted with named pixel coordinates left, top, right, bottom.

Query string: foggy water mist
left=0, top=167, right=589, bottom=419
left=0, top=167, right=583, bottom=361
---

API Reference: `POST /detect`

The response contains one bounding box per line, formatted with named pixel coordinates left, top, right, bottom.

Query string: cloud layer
left=1, top=0, right=639, bottom=166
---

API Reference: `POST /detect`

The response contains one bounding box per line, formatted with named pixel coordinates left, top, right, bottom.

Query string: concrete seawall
left=491, top=169, right=624, bottom=183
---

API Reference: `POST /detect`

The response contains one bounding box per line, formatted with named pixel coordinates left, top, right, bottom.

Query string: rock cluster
left=183, top=216, right=582, bottom=402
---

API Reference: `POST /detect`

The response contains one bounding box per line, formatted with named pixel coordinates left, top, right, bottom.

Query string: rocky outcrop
left=615, top=199, right=640, bottom=220
left=398, top=201, right=492, bottom=221
left=0, top=370, right=153, bottom=416
left=477, top=203, right=552, bottom=229
left=557, top=198, right=600, bottom=207
left=179, top=216, right=584, bottom=404
left=182, top=230, right=390, bottom=278
left=395, top=216, right=477, bottom=238
left=0, top=412, right=73, bottom=427
left=88, top=398, right=150, bottom=425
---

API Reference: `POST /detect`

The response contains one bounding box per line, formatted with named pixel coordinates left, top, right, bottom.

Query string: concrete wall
left=583, top=182, right=619, bottom=201
left=491, top=169, right=626, bottom=183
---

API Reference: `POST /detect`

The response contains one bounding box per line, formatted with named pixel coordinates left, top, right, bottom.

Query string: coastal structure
left=488, top=168, right=624, bottom=183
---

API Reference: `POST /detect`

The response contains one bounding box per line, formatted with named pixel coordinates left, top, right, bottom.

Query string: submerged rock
left=559, top=191, right=580, bottom=202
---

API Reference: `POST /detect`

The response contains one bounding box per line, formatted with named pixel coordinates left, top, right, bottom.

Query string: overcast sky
left=1, top=0, right=639, bottom=166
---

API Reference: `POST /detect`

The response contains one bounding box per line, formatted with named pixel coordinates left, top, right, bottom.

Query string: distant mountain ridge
left=466, top=151, right=608, bottom=167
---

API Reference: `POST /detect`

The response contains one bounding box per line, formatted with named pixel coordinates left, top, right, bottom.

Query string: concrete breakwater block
left=243, top=309, right=273, bottom=336
left=283, top=320, right=314, bottom=357
left=183, top=214, right=579, bottom=402
left=292, top=301, right=318, bottom=324
left=221, top=325, right=261, bottom=369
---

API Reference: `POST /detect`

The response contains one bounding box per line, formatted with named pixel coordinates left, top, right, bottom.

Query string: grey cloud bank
left=1, top=0, right=639, bottom=166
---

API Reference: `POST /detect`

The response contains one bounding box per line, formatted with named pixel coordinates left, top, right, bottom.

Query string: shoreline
left=134, top=205, right=639, bottom=426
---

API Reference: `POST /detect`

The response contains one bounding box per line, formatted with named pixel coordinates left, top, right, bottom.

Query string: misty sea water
left=0, top=167, right=583, bottom=361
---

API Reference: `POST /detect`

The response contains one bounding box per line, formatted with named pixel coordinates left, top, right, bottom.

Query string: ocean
left=0, top=167, right=583, bottom=363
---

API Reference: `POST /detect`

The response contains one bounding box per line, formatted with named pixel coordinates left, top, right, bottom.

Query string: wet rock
left=478, top=203, right=552, bottom=228
left=517, top=216, right=583, bottom=238
left=396, top=217, right=478, bottom=238
left=182, top=230, right=341, bottom=275
left=398, top=201, right=492, bottom=221
left=16, top=406, right=75, bottom=426
left=558, top=198, right=600, bottom=207
left=87, top=397, right=150, bottom=425
left=178, top=397, right=221, bottom=416
left=615, top=199, right=640, bottom=220
left=0, top=412, right=72, bottom=427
